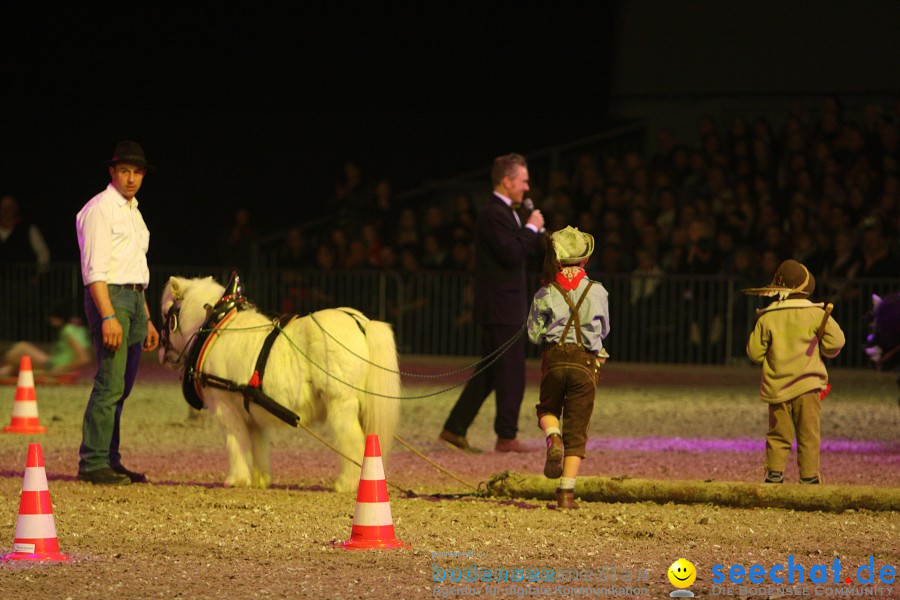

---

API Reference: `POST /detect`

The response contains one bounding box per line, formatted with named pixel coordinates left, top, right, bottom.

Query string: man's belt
left=111, top=283, right=145, bottom=291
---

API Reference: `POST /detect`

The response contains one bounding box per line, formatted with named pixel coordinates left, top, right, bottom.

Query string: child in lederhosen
left=527, top=226, right=610, bottom=509
left=744, top=259, right=845, bottom=484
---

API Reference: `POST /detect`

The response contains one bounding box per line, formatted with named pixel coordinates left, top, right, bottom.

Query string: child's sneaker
left=543, top=433, right=564, bottom=479
left=764, top=471, right=784, bottom=483
left=800, top=475, right=820, bottom=484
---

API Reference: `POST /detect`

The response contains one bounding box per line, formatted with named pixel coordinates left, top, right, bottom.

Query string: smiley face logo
left=667, top=558, right=697, bottom=588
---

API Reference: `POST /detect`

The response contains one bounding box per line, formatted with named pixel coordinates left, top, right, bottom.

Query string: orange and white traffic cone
left=3, top=356, right=46, bottom=434
left=3, top=443, right=69, bottom=562
left=342, top=434, right=409, bottom=550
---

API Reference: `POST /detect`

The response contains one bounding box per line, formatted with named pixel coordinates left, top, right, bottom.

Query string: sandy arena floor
left=0, top=356, right=897, bottom=598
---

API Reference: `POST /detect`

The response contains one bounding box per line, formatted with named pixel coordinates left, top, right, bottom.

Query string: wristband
left=102, top=315, right=117, bottom=322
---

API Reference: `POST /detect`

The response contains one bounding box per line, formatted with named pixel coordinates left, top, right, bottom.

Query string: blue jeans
left=79, top=285, right=147, bottom=474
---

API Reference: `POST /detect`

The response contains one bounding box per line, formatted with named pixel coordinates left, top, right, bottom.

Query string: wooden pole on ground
left=485, top=472, right=900, bottom=513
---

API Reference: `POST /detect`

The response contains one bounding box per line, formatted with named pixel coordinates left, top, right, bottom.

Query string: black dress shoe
left=112, top=465, right=148, bottom=483
left=78, top=467, right=131, bottom=485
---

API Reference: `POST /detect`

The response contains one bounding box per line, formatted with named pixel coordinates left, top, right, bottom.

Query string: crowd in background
left=259, top=96, right=898, bottom=306
left=5, top=96, right=897, bottom=292
left=3, top=96, right=898, bottom=356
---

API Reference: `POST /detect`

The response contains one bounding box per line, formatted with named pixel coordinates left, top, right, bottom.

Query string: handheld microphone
left=521, top=197, right=545, bottom=234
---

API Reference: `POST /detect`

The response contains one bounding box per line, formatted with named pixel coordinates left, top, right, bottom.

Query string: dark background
left=1, top=8, right=618, bottom=264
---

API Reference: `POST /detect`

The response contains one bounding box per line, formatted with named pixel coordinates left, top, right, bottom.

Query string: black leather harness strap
left=183, top=309, right=304, bottom=427
left=182, top=307, right=242, bottom=410
left=189, top=313, right=304, bottom=428
left=197, top=373, right=303, bottom=428
left=243, top=314, right=298, bottom=413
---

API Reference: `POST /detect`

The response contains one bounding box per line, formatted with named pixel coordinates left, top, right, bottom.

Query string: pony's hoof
left=251, top=474, right=272, bottom=489
left=224, top=475, right=251, bottom=488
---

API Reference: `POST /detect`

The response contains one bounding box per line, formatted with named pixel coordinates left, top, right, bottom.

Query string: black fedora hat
left=105, top=140, right=154, bottom=170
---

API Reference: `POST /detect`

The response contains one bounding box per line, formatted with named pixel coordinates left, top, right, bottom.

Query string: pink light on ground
left=586, top=437, right=899, bottom=454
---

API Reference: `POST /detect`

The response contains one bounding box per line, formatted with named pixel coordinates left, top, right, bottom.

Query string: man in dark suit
left=440, top=153, right=545, bottom=452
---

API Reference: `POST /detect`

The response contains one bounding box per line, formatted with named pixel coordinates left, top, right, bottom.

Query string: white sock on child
left=559, top=477, right=576, bottom=490
left=545, top=427, right=561, bottom=438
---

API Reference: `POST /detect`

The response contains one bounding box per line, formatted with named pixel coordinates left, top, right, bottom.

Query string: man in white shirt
left=75, top=141, right=160, bottom=485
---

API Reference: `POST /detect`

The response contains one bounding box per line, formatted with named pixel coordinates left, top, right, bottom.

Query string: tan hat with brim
left=551, top=226, right=594, bottom=265
left=742, top=259, right=815, bottom=300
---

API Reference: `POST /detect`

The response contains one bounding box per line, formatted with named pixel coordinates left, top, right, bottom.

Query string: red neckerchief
left=555, top=267, right=586, bottom=291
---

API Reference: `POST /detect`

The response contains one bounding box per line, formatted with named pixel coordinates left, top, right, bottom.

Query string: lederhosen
left=535, top=281, right=600, bottom=458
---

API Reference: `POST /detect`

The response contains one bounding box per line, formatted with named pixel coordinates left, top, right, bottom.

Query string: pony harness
left=180, top=290, right=303, bottom=427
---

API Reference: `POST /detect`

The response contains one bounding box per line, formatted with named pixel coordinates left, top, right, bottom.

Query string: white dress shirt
left=76, top=184, right=150, bottom=286
left=493, top=192, right=540, bottom=232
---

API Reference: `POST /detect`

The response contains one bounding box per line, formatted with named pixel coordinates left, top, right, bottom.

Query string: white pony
left=159, top=275, right=400, bottom=492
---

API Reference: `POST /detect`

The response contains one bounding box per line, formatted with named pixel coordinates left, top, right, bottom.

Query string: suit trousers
left=443, top=323, right=526, bottom=440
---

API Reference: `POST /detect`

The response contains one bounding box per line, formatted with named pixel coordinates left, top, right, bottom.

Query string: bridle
left=162, top=275, right=284, bottom=415
left=160, top=287, right=251, bottom=367
left=160, top=298, right=192, bottom=367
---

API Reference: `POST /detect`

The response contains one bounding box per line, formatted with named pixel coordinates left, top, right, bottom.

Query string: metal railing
left=1, top=263, right=896, bottom=369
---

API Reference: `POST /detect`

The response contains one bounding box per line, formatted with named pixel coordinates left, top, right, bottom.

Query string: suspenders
left=550, top=281, right=593, bottom=347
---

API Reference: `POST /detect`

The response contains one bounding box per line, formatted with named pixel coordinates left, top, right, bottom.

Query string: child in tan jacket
left=745, top=259, right=845, bottom=484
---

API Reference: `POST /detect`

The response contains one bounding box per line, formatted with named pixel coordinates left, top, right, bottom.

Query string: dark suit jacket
left=473, top=193, right=541, bottom=326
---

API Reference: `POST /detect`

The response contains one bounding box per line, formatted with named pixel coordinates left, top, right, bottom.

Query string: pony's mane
left=162, top=276, right=231, bottom=337
left=188, top=277, right=227, bottom=304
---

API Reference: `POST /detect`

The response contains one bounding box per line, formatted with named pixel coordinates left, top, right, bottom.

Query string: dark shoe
left=495, top=437, right=532, bottom=453
left=543, top=434, right=564, bottom=479
left=764, top=471, right=784, bottom=484
left=800, top=475, right=820, bottom=484
left=555, top=488, right=579, bottom=509
left=439, top=429, right=483, bottom=454
left=78, top=467, right=131, bottom=486
left=112, top=464, right=148, bottom=483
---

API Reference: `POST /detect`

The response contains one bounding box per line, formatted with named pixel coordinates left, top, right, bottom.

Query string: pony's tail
left=360, top=320, right=401, bottom=458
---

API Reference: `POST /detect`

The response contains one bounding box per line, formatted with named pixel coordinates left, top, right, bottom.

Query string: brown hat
left=742, top=259, right=815, bottom=300
left=105, top=141, right=153, bottom=170
left=774, top=259, right=815, bottom=298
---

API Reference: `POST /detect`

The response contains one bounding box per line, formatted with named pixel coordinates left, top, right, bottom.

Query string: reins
left=308, top=312, right=523, bottom=380
left=165, top=281, right=485, bottom=493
